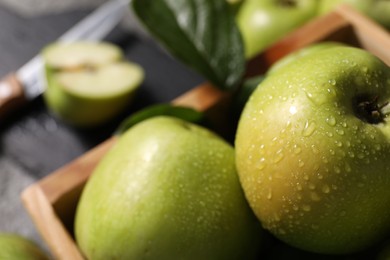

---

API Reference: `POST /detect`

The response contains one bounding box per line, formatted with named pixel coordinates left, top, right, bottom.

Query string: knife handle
left=0, top=73, right=27, bottom=121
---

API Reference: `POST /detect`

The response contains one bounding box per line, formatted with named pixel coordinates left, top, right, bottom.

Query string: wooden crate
left=21, top=5, right=390, bottom=260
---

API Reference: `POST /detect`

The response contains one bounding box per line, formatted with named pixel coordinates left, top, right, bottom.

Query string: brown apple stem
left=356, top=96, right=389, bottom=124
left=279, top=0, right=296, bottom=8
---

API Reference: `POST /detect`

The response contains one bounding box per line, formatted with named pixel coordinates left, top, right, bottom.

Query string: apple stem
left=279, top=0, right=296, bottom=7
left=356, top=96, right=389, bottom=124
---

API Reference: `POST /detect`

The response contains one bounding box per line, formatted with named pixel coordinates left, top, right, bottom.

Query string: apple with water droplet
left=235, top=0, right=318, bottom=59
left=235, top=46, right=390, bottom=254
left=319, top=0, right=390, bottom=29
left=75, top=116, right=263, bottom=259
left=267, top=41, right=346, bottom=75
left=42, top=41, right=144, bottom=127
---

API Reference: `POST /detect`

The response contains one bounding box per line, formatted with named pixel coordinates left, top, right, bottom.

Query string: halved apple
left=42, top=41, right=144, bottom=127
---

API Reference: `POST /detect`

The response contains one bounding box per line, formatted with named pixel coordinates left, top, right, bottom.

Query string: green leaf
left=115, top=104, right=206, bottom=135
left=132, top=0, right=245, bottom=91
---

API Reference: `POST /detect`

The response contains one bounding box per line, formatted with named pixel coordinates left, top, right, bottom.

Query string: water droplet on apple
left=256, top=158, right=266, bottom=170
left=267, top=189, right=273, bottom=200
left=310, top=192, right=321, bottom=202
left=302, top=205, right=311, bottom=212
left=326, top=132, right=333, bottom=137
left=273, top=150, right=284, bottom=163
left=322, top=185, right=330, bottom=193
left=293, top=144, right=302, bottom=154
left=322, top=157, right=329, bottom=164
left=329, top=79, right=336, bottom=86
left=336, top=129, right=345, bottom=136
left=311, top=224, right=319, bottom=230
left=298, top=160, right=305, bottom=168
left=302, top=121, right=316, bottom=137
left=311, top=145, right=319, bottom=154
left=305, top=91, right=327, bottom=105
left=273, top=213, right=281, bottom=222
left=197, top=216, right=204, bottom=223
left=334, top=141, right=343, bottom=147
left=334, top=166, right=341, bottom=174
left=296, top=183, right=303, bottom=191
left=309, top=183, right=316, bottom=190
left=345, top=162, right=352, bottom=172
left=326, top=116, right=337, bottom=126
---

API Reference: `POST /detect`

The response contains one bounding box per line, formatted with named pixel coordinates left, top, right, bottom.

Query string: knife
left=0, top=0, right=130, bottom=121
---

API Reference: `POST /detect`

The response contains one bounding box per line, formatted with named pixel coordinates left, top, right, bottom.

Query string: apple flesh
left=43, top=41, right=144, bottom=127
left=0, top=233, right=49, bottom=260
left=235, top=46, right=390, bottom=254
left=236, top=0, right=318, bottom=59
left=75, top=116, right=263, bottom=259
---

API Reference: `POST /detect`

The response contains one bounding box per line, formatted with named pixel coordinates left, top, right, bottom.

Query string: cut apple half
left=42, top=41, right=144, bottom=127
left=43, top=42, right=123, bottom=70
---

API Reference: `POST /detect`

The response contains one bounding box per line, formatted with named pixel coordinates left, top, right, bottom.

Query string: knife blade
left=0, top=0, right=130, bottom=121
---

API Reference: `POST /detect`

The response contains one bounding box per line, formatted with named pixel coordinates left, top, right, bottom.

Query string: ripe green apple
left=42, top=41, right=144, bottom=127
left=236, top=0, right=318, bottom=59
left=319, top=0, right=390, bottom=29
left=267, top=41, right=346, bottom=75
left=75, top=116, right=263, bottom=259
left=0, top=233, right=49, bottom=260
left=235, top=46, right=390, bottom=254
left=376, top=239, right=390, bottom=260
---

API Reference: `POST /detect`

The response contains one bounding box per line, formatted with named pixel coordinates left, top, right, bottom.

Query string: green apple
left=235, top=46, right=390, bottom=254
left=319, top=0, right=390, bottom=29
left=267, top=41, right=346, bottom=74
left=376, top=239, right=390, bottom=260
left=236, top=0, right=319, bottom=59
left=0, top=233, right=49, bottom=260
left=42, top=41, right=144, bottom=127
left=75, top=116, right=263, bottom=259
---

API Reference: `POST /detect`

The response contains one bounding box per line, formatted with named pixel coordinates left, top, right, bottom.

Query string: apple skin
left=75, top=116, right=263, bottom=259
left=267, top=41, right=346, bottom=75
left=235, top=46, right=390, bottom=254
left=319, top=0, right=390, bottom=29
left=0, top=233, right=49, bottom=260
left=236, top=0, right=318, bottom=59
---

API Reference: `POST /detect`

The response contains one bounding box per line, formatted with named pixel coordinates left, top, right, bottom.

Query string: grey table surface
left=0, top=0, right=203, bottom=255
